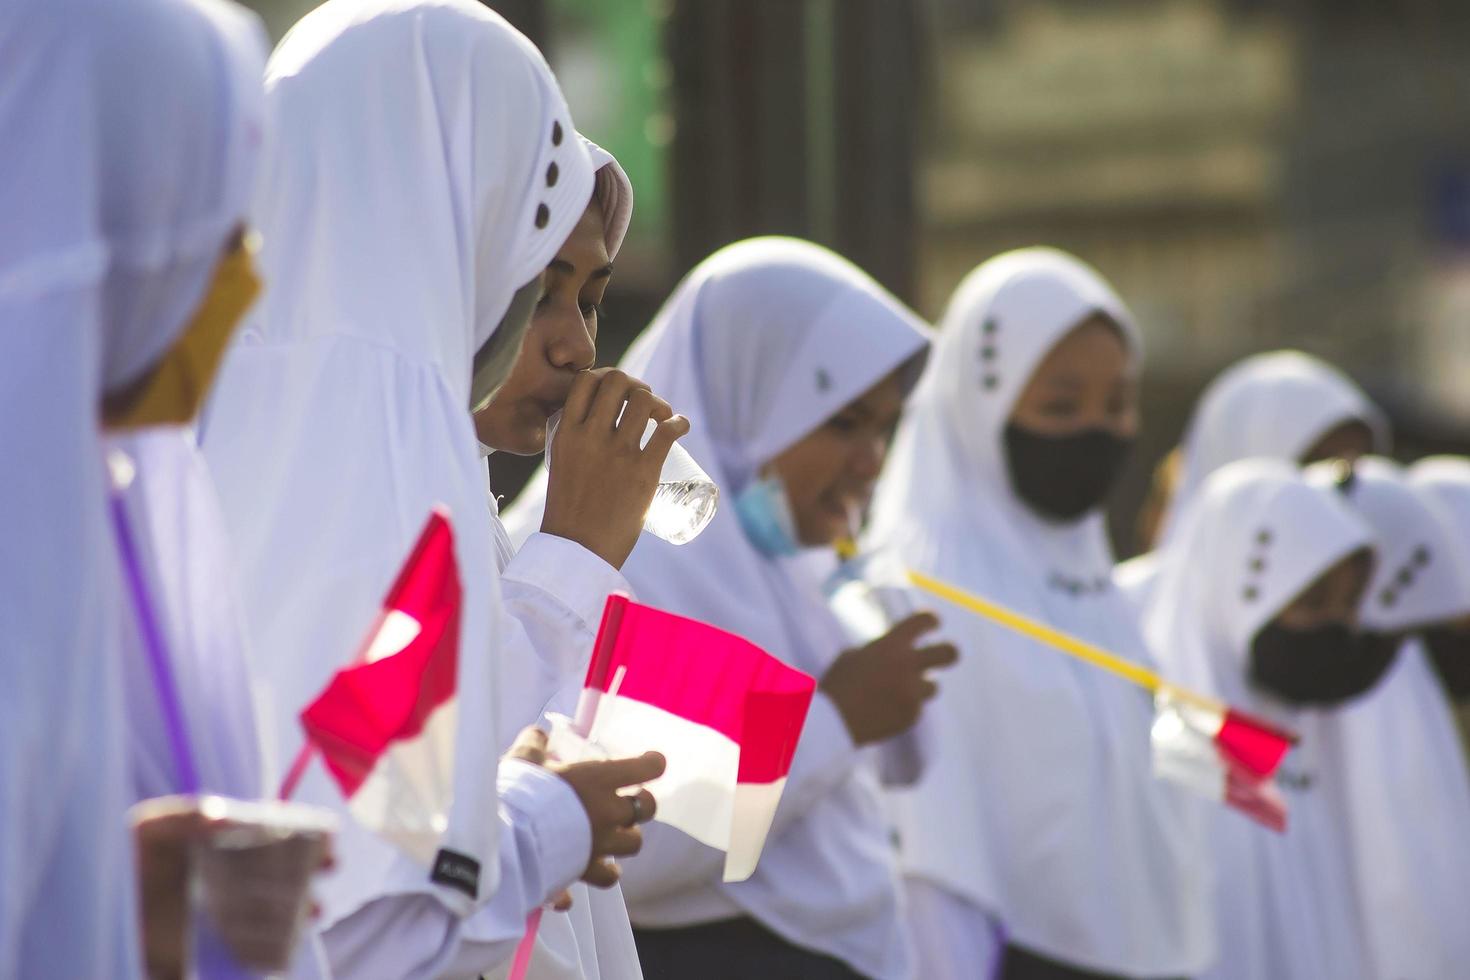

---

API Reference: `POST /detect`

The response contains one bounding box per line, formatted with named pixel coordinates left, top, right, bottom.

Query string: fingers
left=641, top=415, right=690, bottom=469
left=571, top=751, right=666, bottom=790
left=587, top=370, right=648, bottom=431
left=916, top=677, right=939, bottom=702
left=615, top=387, right=661, bottom=449
left=627, top=787, right=657, bottom=825
left=582, top=858, right=621, bottom=889
left=551, top=890, right=574, bottom=913
left=885, top=611, right=940, bottom=646
left=560, top=368, right=606, bottom=426
left=506, top=726, right=549, bottom=766
left=913, top=642, right=959, bottom=672
left=600, top=825, right=644, bottom=858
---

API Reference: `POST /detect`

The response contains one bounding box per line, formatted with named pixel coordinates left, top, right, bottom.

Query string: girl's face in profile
left=765, top=368, right=908, bottom=548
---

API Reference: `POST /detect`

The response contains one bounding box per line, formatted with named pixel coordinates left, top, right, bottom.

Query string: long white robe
left=112, top=428, right=332, bottom=979
left=1307, top=457, right=1470, bottom=980
left=201, top=1, right=600, bottom=975
left=867, top=248, right=1211, bottom=979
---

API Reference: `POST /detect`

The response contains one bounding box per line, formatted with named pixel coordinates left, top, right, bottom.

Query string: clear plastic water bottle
left=545, top=411, right=719, bottom=546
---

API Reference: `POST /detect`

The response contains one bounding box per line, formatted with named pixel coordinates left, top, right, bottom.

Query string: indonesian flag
left=1151, top=686, right=1294, bottom=832
left=288, top=508, right=461, bottom=866
left=550, top=595, right=817, bottom=882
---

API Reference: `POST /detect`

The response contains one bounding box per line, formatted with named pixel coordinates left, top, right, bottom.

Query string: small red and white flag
left=1151, top=686, right=1294, bottom=832
left=282, top=508, right=462, bottom=866
left=550, top=595, right=817, bottom=882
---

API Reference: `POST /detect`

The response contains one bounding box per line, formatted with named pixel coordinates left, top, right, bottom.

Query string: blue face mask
left=734, top=473, right=801, bottom=558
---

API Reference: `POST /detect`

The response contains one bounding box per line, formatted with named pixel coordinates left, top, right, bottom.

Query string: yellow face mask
left=102, top=233, right=262, bottom=430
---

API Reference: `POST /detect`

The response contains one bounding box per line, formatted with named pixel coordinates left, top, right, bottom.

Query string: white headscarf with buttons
left=203, top=0, right=593, bottom=924
left=867, top=248, right=1212, bottom=976
left=1117, top=350, right=1388, bottom=609
left=1307, top=457, right=1470, bottom=980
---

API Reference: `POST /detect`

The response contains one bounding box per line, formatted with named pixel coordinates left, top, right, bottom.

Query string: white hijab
left=1119, top=350, right=1387, bottom=607
left=1158, top=350, right=1388, bottom=549
left=1410, top=456, right=1470, bottom=573
left=2, top=0, right=265, bottom=974
left=202, top=0, right=593, bottom=925
left=867, top=247, right=1210, bottom=976
left=1144, top=459, right=1375, bottom=980
left=1309, top=457, right=1470, bottom=980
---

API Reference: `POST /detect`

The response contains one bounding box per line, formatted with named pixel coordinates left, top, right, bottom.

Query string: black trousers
left=1000, top=945, right=1189, bottom=980
left=634, top=917, right=870, bottom=980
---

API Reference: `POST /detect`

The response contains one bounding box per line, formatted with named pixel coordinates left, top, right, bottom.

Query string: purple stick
left=110, top=489, right=200, bottom=795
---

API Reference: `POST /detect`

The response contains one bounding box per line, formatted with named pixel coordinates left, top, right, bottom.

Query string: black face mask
left=1002, top=424, right=1132, bottom=523
left=1249, top=624, right=1399, bottom=707
left=1423, top=626, right=1470, bottom=701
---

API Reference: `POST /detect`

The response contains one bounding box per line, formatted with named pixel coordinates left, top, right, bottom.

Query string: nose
left=544, top=302, right=596, bottom=372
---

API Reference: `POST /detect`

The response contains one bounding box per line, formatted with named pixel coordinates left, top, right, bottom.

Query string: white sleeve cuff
left=497, top=758, right=591, bottom=902
left=503, top=531, right=631, bottom=631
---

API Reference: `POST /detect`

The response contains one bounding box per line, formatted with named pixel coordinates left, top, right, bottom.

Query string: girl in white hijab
left=1409, top=456, right=1470, bottom=705
left=1117, top=350, right=1388, bottom=609
left=1309, top=457, right=1470, bottom=979
left=867, top=248, right=1209, bottom=980
left=203, top=3, right=661, bottom=977
left=472, top=137, right=655, bottom=980
left=1, top=0, right=266, bottom=974
left=508, top=237, right=939, bottom=979
left=1144, top=459, right=1376, bottom=980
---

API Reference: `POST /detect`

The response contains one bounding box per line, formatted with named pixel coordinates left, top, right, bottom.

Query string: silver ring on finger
left=626, top=794, right=644, bottom=827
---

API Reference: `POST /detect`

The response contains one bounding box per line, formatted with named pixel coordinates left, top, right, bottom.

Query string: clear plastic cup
left=545, top=411, right=719, bottom=546
left=826, top=552, right=918, bottom=646
left=545, top=711, right=607, bottom=764
left=132, top=795, right=336, bottom=978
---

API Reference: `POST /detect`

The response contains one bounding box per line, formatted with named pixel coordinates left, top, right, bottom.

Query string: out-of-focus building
left=238, top=0, right=1470, bottom=547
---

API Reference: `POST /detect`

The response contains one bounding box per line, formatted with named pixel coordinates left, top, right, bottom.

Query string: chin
left=476, top=408, right=542, bottom=456
left=796, top=516, right=845, bottom=549
left=502, top=428, right=547, bottom=457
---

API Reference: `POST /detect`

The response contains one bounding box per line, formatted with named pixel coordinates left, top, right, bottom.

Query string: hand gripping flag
left=550, top=595, right=817, bottom=882
left=280, top=508, right=461, bottom=865
left=908, top=569, right=1295, bottom=831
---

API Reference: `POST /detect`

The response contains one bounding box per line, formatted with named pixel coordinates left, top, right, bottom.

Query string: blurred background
left=242, top=0, right=1470, bottom=556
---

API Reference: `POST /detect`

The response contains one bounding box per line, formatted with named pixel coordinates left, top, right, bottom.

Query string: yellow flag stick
left=906, top=568, right=1241, bottom=724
